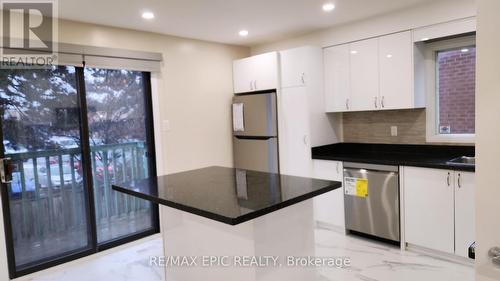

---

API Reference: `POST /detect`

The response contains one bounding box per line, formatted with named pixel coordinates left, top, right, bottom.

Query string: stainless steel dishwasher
left=343, top=162, right=400, bottom=242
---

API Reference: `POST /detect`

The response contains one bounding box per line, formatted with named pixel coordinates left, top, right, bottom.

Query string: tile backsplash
left=342, top=109, right=427, bottom=144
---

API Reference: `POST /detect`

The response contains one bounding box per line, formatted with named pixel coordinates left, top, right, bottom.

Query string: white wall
left=475, top=0, right=500, bottom=280
left=251, top=0, right=476, bottom=54
left=58, top=19, right=249, bottom=175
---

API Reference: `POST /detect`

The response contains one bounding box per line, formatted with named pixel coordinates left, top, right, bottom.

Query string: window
left=425, top=35, right=476, bottom=143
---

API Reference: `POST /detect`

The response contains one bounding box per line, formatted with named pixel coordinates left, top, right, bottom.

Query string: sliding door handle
left=0, top=158, right=16, bottom=184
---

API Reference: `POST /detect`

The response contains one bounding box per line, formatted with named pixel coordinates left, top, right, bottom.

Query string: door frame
left=0, top=68, right=159, bottom=279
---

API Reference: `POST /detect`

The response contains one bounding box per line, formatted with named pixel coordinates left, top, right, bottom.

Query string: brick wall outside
left=438, top=47, right=476, bottom=134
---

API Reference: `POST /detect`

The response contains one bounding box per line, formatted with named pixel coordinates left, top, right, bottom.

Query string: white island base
left=160, top=200, right=319, bottom=281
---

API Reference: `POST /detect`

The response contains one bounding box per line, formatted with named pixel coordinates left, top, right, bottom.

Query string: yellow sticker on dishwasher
left=355, top=178, right=368, bottom=197
left=344, top=177, right=369, bottom=198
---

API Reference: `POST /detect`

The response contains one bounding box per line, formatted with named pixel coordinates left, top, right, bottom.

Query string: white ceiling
left=58, top=0, right=437, bottom=47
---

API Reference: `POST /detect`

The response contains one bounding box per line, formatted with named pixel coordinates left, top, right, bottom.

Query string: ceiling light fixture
left=239, top=30, right=249, bottom=37
left=461, top=48, right=469, bottom=53
left=421, top=37, right=429, bottom=41
left=350, top=50, right=358, bottom=54
left=322, top=3, right=335, bottom=12
left=142, top=11, right=155, bottom=20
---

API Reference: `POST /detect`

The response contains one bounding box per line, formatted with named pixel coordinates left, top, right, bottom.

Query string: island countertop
left=112, top=166, right=341, bottom=225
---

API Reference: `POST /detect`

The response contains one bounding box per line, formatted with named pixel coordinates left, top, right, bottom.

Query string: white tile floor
left=22, top=228, right=474, bottom=281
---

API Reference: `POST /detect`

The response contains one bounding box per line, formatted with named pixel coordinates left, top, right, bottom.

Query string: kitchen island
left=112, top=166, right=341, bottom=281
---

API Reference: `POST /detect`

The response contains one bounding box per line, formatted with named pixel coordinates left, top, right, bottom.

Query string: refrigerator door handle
left=234, top=136, right=273, bottom=140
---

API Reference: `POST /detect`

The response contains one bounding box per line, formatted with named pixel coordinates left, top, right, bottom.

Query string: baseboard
left=315, top=220, right=346, bottom=235
left=406, top=243, right=475, bottom=266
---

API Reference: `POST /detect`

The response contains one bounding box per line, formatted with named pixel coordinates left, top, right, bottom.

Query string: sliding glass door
left=0, top=66, right=93, bottom=273
left=0, top=66, right=157, bottom=278
left=83, top=68, right=155, bottom=243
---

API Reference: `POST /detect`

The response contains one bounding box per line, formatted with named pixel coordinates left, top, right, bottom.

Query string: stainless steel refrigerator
left=232, top=92, right=279, bottom=173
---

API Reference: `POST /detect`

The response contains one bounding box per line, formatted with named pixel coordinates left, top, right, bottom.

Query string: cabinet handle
left=301, top=73, right=305, bottom=84
left=374, top=97, right=378, bottom=109
left=458, top=173, right=461, bottom=188
left=254, top=80, right=257, bottom=90
left=250, top=81, right=254, bottom=91
left=447, top=172, right=451, bottom=187
left=381, top=96, right=385, bottom=108
left=346, top=98, right=349, bottom=110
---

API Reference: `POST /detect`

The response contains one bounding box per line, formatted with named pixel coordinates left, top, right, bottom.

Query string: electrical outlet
left=391, top=126, right=398, bottom=137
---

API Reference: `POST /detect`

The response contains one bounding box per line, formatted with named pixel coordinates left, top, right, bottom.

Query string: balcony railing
left=7, top=142, right=150, bottom=246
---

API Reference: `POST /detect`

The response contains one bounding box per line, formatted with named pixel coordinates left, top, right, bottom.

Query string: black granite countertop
left=312, top=143, right=475, bottom=172
left=112, top=166, right=341, bottom=225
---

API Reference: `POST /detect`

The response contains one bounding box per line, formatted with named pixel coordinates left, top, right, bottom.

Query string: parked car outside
left=48, top=136, right=79, bottom=149
left=3, top=140, right=28, bottom=154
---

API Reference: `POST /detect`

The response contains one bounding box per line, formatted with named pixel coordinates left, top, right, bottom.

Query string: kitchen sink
left=447, top=156, right=475, bottom=166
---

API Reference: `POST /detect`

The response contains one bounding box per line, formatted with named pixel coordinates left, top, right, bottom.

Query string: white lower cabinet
left=312, top=160, right=344, bottom=228
left=403, top=166, right=475, bottom=258
left=454, top=171, right=475, bottom=258
left=404, top=167, right=455, bottom=254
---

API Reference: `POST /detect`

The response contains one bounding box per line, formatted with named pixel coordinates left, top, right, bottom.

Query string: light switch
left=162, top=120, right=171, bottom=132
left=391, top=126, right=398, bottom=136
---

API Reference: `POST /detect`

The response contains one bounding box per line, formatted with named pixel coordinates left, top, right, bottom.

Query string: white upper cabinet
left=349, top=38, right=380, bottom=111
left=412, top=17, right=476, bottom=42
left=324, top=44, right=350, bottom=112
left=324, top=31, right=422, bottom=113
left=252, top=52, right=279, bottom=91
left=455, top=171, right=475, bottom=258
left=280, top=48, right=308, bottom=88
left=379, top=31, right=414, bottom=110
left=233, top=57, right=253, bottom=93
left=233, top=52, right=278, bottom=94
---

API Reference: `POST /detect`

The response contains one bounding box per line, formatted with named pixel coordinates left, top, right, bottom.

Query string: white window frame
left=424, top=35, right=476, bottom=144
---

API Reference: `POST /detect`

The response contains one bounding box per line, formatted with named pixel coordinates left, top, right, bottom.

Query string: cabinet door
left=312, top=160, right=344, bottom=228
left=349, top=38, right=379, bottom=111
left=253, top=52, right=278, bottom=91
left=280, top=48, right=307, bottom=88
left=233, top=57, right=253, bottom=94
left=324, top=45, right=350, bottom=112
left=278, top=87, right=311, bottom=178
left=404, top=167, right=455, bottom=254
left=455, top=171, right=475, bottom=258
left=379, top=31, right=413, bottom=110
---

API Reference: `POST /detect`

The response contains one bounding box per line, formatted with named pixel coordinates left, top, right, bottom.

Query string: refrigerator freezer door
left=233, top=137, right=279, bottom=173
left=232, top=93, right=277, bottom=137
